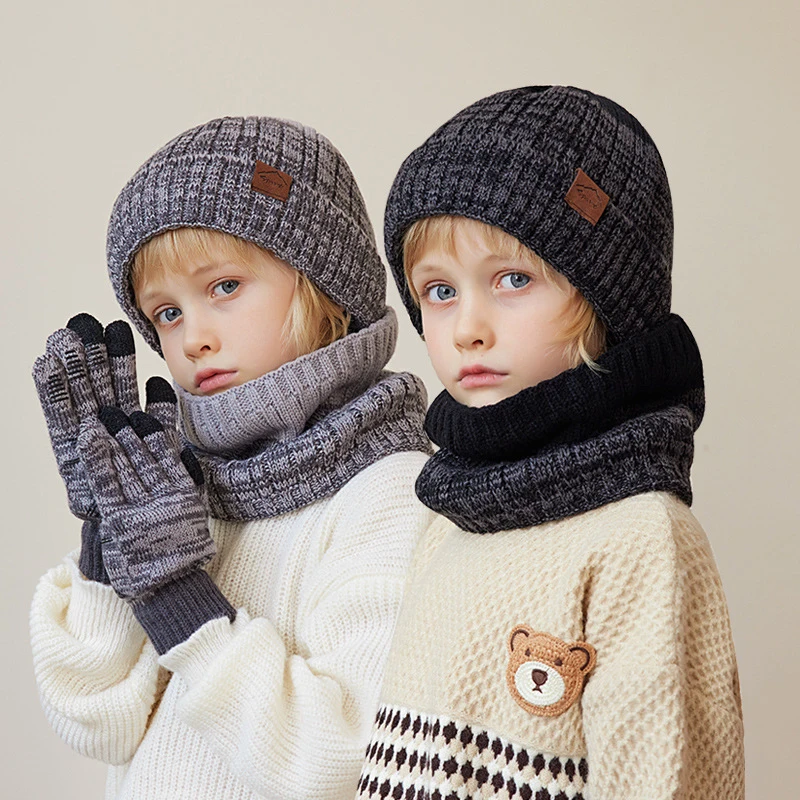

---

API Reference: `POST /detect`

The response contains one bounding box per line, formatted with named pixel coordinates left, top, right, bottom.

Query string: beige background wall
left=1, top=1, right=796, bottom=796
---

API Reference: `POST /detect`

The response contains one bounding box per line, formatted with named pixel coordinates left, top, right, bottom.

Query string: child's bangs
left=474, top=221, right=551, bottom=277
left=403, top=216, right=460, bottom=273
left=131, top=228, right=262, bottom=299
left=403, top=216, right=560, bottom=302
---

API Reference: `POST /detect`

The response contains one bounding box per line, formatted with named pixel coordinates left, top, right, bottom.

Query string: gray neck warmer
left=177, top=308, right=431, bottom=520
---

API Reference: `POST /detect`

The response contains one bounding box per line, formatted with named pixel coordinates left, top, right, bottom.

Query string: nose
left=182, top=310, right=220, bottom=360
left=453, top=294, right=494, bottom=351
left=531, top=669, right=548, bottom=687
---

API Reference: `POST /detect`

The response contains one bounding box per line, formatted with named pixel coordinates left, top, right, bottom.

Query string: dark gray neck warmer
left=177, top=308, right=431, bottom=520
left=416, top=315, right=704, bottom=534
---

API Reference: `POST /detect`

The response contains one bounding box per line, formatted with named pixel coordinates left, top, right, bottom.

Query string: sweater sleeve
left=29, top=552, right=163, bottom=765
left=580, top=497, right=744, bottom=800
left=159, top=460, right=433, bottom=800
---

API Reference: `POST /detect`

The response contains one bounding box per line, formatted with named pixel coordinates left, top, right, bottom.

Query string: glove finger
left=33, top=354, right=98, bottom=518
left=77, top=416, right=128, bottom=514
left=67, top=314, right=116, bottom=408
left=32, top=352, right=79, bottom=437
left=180, top=448, right=205, bottom=488
left=144, top=376, right=178, bottom=430
left=105, top=321, right=141, bottom=414
left=99, top=407, right=163, bottom=499
left=47, top=328, right=99, bottom=418
left=128, top=410, right=193, bottom=487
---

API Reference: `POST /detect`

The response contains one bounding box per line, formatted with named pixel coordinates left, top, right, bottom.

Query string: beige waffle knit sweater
left=30, top=452, right=433, bottom=799
left=358, top=491, right=744, bottom=800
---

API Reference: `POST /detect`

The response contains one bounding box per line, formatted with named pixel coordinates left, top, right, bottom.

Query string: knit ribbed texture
left=78, top=518, right=109, bottom=584
left=176, top=308, right=432, bottom=521
left=363, top=493, right=744, bottom=800
left=107, top=116, right=386, bottom=352
left=30, top=452, right=433, bottom=798
left=131, top=569, right=236, bottom=655
left=384, top=86, right=673, bottom=343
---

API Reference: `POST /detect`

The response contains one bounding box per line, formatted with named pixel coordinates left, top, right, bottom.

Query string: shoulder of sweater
left=566, top=491, right=710, bottom=555
left=589, top=490, right=690, bottom=526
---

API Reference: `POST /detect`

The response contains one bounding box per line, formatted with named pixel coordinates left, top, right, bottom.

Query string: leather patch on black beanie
left=251, top=160, right=293, bottom=202
left=565, top=168, right=609, bottom=225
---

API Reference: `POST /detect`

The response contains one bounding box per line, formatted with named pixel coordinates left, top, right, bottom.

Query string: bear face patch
left=506, top=626, right=596, bottom=717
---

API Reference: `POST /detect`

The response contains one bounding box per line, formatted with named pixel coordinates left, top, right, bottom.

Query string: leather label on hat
left=565, top=168, right=609, bottom=225
left=251, top=161, right=293, bottom=202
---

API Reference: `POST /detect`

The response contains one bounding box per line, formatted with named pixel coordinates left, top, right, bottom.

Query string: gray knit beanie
left=384, top=86, right=673, bottom=344
left=107, top=116, right=386, bottom=352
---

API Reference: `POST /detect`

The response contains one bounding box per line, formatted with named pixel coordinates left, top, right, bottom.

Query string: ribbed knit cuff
left=78, top=518, right=111, bottom=584
left=130, top=569, right=236, bottom=655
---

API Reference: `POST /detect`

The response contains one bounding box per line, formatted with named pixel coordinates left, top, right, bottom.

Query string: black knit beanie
left=384, top=86, right=673, bottom=344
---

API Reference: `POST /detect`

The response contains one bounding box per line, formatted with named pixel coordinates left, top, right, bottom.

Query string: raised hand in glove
left=32, top=314, right=176, bottom=581
left=78, top=407, right=235, bottom=654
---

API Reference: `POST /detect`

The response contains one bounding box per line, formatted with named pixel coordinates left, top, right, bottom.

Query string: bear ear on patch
left=568, top=642, right=597, bottom=673
left=508, top=625, right=532, bottom=654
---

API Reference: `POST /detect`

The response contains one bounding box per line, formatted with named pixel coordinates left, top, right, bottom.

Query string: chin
left=455, top=391, right=501, bottom=408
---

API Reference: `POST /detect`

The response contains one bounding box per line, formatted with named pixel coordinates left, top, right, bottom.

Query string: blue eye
left=156, top=307, right=181, bottom=325
left=500, top=273, right=531, bottom=290
left=213, top=279, right=240, bottom=296
left=426, top=284, right=457, bottom=303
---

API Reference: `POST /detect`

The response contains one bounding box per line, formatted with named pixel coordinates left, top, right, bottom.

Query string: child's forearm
left=30, top=555, right=162, bottom=764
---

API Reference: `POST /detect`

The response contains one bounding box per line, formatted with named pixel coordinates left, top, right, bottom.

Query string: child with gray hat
left=29, top=116, right=432, bottom=798
left=357, top=87, right=744, bottom=800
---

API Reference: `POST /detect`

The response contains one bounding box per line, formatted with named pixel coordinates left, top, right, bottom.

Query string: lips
left=195, top=368, right=238, bottom=394
left=458, top=365, right=506, bottom=389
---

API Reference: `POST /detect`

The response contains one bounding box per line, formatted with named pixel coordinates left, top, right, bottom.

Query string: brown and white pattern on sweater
left=357, top=704, right=589, bottom=800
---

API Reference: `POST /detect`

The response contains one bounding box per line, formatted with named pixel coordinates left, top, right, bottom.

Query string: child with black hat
left=30, top=116, right=432, bottom=798
left=357, top=87, right=744, bottom=800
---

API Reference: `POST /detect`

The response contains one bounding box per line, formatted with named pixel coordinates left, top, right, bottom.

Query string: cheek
left=420, top=318, right=453, bottom=374
left=504, top=305, right=570, bottom=361
left=159, top=337, right=194, bottom=392
left=235, top=294, right=287, bottom=343
left=236, top=295, right=297, bottom=371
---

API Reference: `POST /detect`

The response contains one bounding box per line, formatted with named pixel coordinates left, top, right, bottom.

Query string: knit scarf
left=415, top=314, right=705, bottom=533
left=177, top=308, right=431, bottom=520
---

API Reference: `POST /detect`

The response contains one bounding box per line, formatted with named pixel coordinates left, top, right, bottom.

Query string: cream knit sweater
left=30, top=451, right=433, bottom=799
left=358, top=491, right=744, bottom=800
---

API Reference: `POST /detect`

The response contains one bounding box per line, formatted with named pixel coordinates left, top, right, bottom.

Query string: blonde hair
left=402, top=215, right=606, bottom=369
left=131, top=227, right=350, bottom=356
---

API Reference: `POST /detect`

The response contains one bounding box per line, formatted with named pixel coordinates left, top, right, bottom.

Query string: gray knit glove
left=32, top=314, right=177, bottom=581
left=78, top=407, right=235, bottom=654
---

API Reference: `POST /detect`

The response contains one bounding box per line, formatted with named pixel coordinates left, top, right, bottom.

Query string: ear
left=508, top=625, right=532, bottom=654
left=568, top=642, right=597, bottom=674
